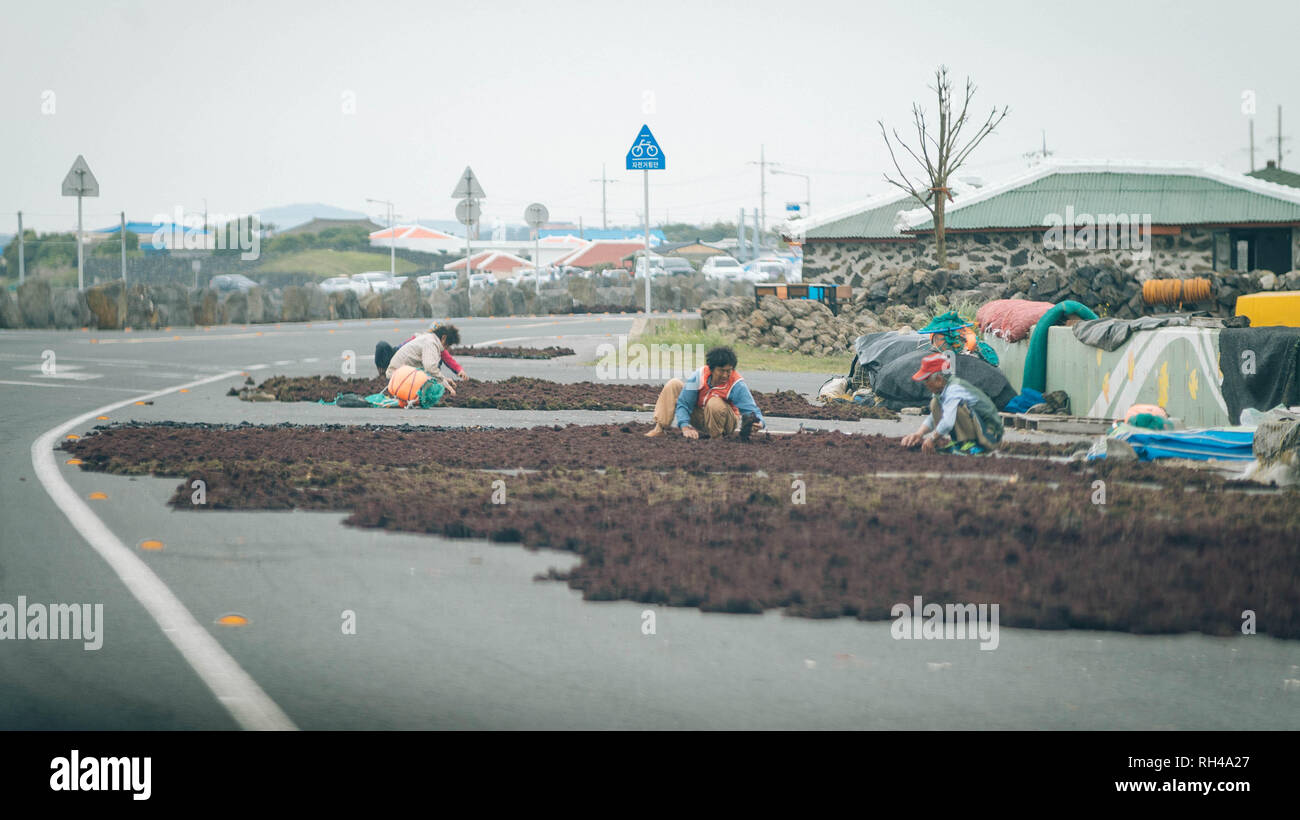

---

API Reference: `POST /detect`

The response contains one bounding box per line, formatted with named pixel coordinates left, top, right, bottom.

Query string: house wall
left=804, top=228, right=1219, bottom=287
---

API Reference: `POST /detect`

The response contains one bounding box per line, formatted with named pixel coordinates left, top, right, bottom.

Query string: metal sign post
left=625, top=125, right=665, bottom=313
left=16, top=211, right=24, bottom=284
left=524, top=203, right=549, bottom=296
left=61, top=155, right=100, bottom=291
left=455, top=198, right=481, bottom=278
left=452, top=167, right=486, bottom=283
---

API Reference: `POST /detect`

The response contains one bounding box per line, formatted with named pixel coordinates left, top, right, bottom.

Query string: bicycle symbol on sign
left=630, top=138, right=660, bottom=158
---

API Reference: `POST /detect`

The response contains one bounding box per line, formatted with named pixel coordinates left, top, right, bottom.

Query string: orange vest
left=696, top=365, right=744, bottom=417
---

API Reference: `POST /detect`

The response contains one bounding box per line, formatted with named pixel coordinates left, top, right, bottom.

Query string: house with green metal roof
left=1246, top=160, right=1300, bottom=189
left=787, top=160, right=1300, bottom=286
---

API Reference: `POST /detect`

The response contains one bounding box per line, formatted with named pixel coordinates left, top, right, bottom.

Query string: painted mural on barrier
left=1061, top=327, right=1230, bottom=427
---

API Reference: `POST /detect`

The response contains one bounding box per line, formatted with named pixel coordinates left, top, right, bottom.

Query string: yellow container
left=1236, top=290, right=1300, bottom=328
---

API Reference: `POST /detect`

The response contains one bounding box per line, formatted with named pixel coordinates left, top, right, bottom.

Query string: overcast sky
left=3, top=0, right=1298, bottom=233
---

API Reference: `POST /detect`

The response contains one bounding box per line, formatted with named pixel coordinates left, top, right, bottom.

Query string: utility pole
left=770, top=165, right=811, bottom=220
left=1250, top=119, right=1255, bottom=172
left=1024, top=130, right=1054, bottom=164
left=120, top=211, right=127, bottom=284
left=366, top=198, right=396, bottom=280
left=16, top=211, right=24, bottom=285
left=590, top=164, right=617, bottom=230
left=747, top=146, right=768, bottom=251
left=1278, top=105, right=1286, bottom=168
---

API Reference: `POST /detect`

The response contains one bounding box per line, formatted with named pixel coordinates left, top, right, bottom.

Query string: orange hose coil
left=1142, top=277, right=1212, bottom=305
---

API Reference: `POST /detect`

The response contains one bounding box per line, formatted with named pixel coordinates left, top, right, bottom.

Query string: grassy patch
left=251, top=249, right=422, bottom=280
left=593, top=319, right=852, bottom=374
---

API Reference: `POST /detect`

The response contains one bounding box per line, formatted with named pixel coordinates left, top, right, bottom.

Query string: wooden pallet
left=1001, top=412, right=1113, bottom=434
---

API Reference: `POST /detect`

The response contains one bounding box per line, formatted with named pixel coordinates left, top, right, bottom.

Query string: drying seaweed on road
left=236, top=375, right=899, bottom=420
left=447, top=345, right=575, bottom=359
left=62, top=423, right=1300, bottom=638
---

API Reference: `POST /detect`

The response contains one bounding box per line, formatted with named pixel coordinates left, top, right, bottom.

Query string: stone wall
left=802, top=228, right=1231, bottom=286
left=0, top=274, right=738, bottom=330
left=700, top=295, right=921, bottom=359
left=697, top=261, right=1300, bottom=358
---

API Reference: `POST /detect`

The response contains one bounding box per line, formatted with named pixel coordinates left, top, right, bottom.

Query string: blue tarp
left=1090, top=426, right=1256, bottom=461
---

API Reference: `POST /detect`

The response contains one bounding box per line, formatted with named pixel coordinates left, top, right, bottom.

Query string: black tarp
left=872, top=349, right=1018, bottom=411
left=850, top=331, right=929, bottom=385
left=1219, top=326, right=1300, bottom=424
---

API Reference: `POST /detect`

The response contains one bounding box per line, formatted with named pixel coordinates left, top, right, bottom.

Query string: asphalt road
left=3, top=314, right=1297, bottom=730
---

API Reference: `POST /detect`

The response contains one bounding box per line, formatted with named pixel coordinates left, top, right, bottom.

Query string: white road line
left=31, top=370, right=298, bottom=731
left=0, top=379, right=150, bottom=393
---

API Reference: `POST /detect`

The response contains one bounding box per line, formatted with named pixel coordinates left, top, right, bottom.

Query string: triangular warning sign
left=625, top=125, right=665, bottom=171
left=61, top=155, right=100, bottom=197
left=451, top=166, right=486, bottom=199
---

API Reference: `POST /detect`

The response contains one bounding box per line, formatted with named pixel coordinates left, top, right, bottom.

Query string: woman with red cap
left=900, top=352, right=1004, bottom=454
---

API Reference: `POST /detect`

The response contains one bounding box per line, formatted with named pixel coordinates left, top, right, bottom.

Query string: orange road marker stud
left=65, top=434, right=80, bottom=440
left=96, top=415, right=109, bottom=420
left=139, top=539, right=164, bottom=552
left=134, top=400, right=148, bottom=405
left=173, top=335, right=181, bottom=340
left=81, top=327, right=89, bottom=332
left=88, top=492, right=108, bottom=500
left=164, top=326, right=172, bottom=331
left=179, top=388, right=190, bottom=393
left=90, top=339, right=98, bottom=344
left=216, top=613, right=250, bottom=627
left=329, top=329, right=336, bottom=334
left=255, top=331, right=264, bottom=336
left=65, top=458, right=83, bottom=466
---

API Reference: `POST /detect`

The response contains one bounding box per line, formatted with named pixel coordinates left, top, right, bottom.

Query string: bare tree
left=879, top=66, right=1009, bottom=267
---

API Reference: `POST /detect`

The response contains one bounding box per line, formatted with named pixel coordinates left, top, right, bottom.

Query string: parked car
left=320, top=275, right=368, bottom=296
left=659, top=257, right=696, bottom=276
left=351, top=271, right=402, bottom=293
left=468, top=272, right=495, bottom=290
left=741, top=259, right=788, bottom=283
left=510, top=268, right=560, bottom=288
left=700, top=255, right=745, bottom=280
left=634, top=255, right=668, bottom=277
left=417, top=271, right=460, bottom=293
left=209, top=273, right=259, bottom=293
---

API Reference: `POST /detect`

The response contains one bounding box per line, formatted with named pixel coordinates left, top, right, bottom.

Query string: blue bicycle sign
left=625, top=125, right=665, bottom=170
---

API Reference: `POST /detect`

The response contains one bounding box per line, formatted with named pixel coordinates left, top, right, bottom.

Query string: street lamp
left=769, top=167, right=811, bottom=221
left=366, top=197, right=396, bottom=280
